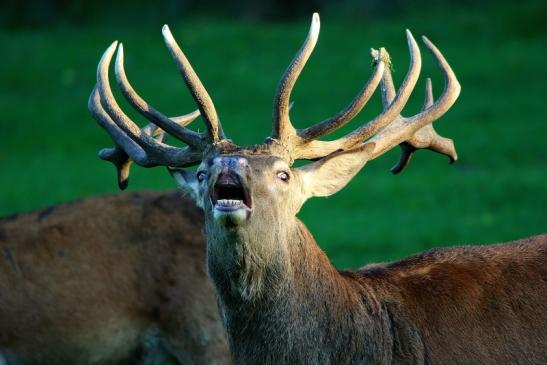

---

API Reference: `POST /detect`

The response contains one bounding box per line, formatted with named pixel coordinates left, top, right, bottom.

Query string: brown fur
left=217, top=220, right=547, bottom=365
left=174, top=153, right=547, bottom=365
left=366, top=235, right=547, bottom=364
left=0, top=191, right=231, bottom=365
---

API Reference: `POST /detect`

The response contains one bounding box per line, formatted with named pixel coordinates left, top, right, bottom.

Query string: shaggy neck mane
left=206, top=219, right=393, bottom=364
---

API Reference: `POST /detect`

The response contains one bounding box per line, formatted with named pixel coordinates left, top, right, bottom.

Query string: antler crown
left=89, top=13, right=460, bottom=189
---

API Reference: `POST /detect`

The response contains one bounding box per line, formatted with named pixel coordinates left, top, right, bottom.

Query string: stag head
left=90, top=13, right=460, bottom=298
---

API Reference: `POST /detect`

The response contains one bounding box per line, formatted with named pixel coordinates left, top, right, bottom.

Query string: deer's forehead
left=204, top=155, right=288, bottom=171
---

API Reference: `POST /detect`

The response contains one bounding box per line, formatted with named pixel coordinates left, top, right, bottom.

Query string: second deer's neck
left=206, top=219, right=392, bottom=364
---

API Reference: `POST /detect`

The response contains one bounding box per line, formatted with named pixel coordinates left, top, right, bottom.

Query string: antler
left=365, top=35, right=460, bottom=172
left=89, top=26, right=232, bottom=188
left=269, top=13, right=460, bottom=168
left=98, top=110, right=200, bottom=190
left=90, top=16, right=460, bottom=188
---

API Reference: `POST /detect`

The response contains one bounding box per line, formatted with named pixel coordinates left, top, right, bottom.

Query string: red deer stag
left=0, top=94, right=230, bottom=365
left=89, top=13, right=547, bottom=365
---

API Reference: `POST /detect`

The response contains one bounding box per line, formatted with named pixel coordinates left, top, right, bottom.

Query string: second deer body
left=0, top=192, right=230, bottom=365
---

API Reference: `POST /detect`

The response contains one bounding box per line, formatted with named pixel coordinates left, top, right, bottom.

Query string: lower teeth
left=217, top=199, right=242, bottom=207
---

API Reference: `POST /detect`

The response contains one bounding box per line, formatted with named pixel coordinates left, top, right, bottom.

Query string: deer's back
left=361, top=234, right=547, bottom=364
left=0, top=191, right=229, bottom=365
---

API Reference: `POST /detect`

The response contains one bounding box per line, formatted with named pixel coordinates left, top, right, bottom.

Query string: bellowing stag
left=87, top=13, right=547, bottom=365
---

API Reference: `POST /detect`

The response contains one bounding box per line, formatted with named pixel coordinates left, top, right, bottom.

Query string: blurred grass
left=0, top=3, right=546, bottom=269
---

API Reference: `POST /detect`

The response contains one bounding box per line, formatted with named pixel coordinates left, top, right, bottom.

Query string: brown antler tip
left=438, top=139, right=458, bottom=165
left=117, top=170, right=130, bottom=190
left=446, top=141, right=458, bottom=163
left=98, top=147, right=132, bottom=190
left=423, top=78, right=434, bottom=109
left=390, top=144, right=415, bottom=175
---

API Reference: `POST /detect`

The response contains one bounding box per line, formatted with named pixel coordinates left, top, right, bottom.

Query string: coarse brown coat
left=0, top=191, right=231, bottom=365
left=212, top=218, right=547, bottom=365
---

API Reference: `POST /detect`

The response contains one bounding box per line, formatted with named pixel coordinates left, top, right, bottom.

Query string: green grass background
left=1, top=2, right=546, bottom=269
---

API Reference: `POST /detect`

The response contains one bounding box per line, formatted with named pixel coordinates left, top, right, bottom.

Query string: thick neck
left=206, top=219, right=392, bottom=365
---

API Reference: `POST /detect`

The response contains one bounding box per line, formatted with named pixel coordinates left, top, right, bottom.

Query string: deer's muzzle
left=211, top=167, right=252, bottom=224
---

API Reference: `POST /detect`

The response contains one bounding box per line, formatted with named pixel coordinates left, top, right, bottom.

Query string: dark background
left=1, top=0, right=546, bottom=267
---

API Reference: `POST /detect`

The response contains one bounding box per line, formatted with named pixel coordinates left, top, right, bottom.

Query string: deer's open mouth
left=211, top=172, right=252, bottom=213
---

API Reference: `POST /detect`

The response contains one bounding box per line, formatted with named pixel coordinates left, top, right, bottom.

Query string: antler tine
left=272, top=13, right=320, bottom=141
left=89, top=86, right=147, bottom=165
left=379, top=57, right=397, bottom=108
left=389, top=78, right=432, bottom=174
left=390, top=79, right=457, bottom=173
left=91, top=41, right=203, bottom=169
left=291, top=31, right=421, bottom=160
left=406, top=36, right=461, bottom=128
left=366, top=36, right=460, bottom=168
left=114, top=44, right=203, bottom=149
left=423, top=77, right=434, bottom=109
left=389, top=35, right=461, bottom=173
left=339, top=30, right=421, bottom=145
left=172, top=110, right=201, bottom=125
left=298, top=53, right=385, bottom=142
left=98, top=110, right=201, bottom=190
left=96, top=41, right=169, bottom=155
left=162, top=25, right=225, bottom=143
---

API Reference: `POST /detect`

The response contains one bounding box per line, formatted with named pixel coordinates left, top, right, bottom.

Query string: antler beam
left=162, top=25, right=225, bottom=143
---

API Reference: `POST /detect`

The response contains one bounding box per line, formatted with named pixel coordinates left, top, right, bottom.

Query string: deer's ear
left=168, top=168, right=202, bottom=208
left=297, top=143, right=375, bottom=199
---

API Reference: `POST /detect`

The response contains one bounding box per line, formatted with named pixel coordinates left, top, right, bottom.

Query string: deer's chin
left=213, top=201, right=252, bottom=226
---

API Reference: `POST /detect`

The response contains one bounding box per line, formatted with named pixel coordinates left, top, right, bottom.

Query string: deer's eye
left=277, top=171, right=290, bottom=182
left=197, top=171, right=207, bottom=182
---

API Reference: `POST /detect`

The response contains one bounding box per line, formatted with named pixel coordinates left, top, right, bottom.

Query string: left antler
left=366, top=35, right=460, bottom=173
left=269, top=13, right=460, bottom=170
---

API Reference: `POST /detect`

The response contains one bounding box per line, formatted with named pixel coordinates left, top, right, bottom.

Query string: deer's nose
left=214, top=157, right=248, bottom=172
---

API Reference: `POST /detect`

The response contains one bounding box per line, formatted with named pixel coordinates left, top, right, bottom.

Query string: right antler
left=98, top=110, right=200, bottom=189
